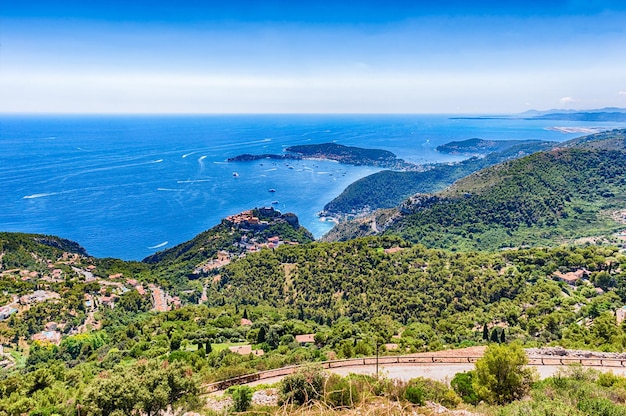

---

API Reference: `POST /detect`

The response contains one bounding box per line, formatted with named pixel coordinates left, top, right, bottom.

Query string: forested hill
left=217, top=238, right=626, bottom=330
left=436, top=138, right=550, bottom=155
left=0, top=232, right=88, bottom=269
left=229, top=142, right=415, bottom=169
left=142, top=207, right=314, bottom=273
left=558, top=128, right=626, bottom=150
left=320, top=140, right=555, bottom=219
left=324, top=129, right=626, bottom=249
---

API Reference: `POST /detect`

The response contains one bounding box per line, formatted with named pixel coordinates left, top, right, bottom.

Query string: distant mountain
left=533, top=112, right=626, bottom=122
left=520, top=107, right=626, bottom=117
left=324, top=129, right=626, bottom=249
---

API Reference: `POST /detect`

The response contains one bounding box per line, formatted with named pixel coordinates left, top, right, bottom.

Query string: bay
left=0, top=114, right=622, bottom=260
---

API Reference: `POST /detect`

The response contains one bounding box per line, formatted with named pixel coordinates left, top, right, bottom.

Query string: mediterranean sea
left=1, top=114, right=623, bottom=260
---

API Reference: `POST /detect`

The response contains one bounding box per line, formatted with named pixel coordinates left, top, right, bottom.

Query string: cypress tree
left=482, top=323, right=489, bottom=341
left=242, top=309, right=248, bottom=319
left=257, top=326, right=267, bottom=344
left=490, top=328, right=500, bottom=343
left=500, top=329, right=506, bottom=344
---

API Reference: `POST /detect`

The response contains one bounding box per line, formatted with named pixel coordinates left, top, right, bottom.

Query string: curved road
left=244, top=362, right=626, bottom=389
left=207, top=351, right=626, bottom=393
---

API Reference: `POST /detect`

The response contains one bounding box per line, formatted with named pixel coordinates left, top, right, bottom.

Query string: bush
left=578, top=397, right=626, bottom=416
left=451, top=371, right=479, bottom=405
left=404, top=377, right=460, bottom=408
left=231, top=385, right=253, bottom=412
left=404, top=385, right=425, bottom=405
left=473, top=343, right=536, bottom=405
left=324, top=374, right=360, bottom=408
left=279, top=366, right=326, bottom=405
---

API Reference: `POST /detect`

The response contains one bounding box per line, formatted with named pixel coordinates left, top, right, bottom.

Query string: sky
left=1, top=0, right=626, bottom=114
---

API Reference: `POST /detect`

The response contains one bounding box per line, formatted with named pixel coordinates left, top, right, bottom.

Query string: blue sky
left=2, top=1, right=626, bottom=113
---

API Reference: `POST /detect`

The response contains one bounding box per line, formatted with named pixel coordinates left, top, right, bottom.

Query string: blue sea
left=1, top=114, right=623, bottom=260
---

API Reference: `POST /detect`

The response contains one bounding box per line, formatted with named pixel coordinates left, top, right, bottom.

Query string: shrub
left=405, top=377, right=460, bottom=408
left=404, top=385, right=425, bottom=405
left=578, top=397, right=626, bottom=416
left=324, top=374, right=360, bottom=408
left=473, top=343, right=536, bottom=405
left=231, top=385, right=253, bottom=412
left=451, top=371, right=479, bottom=405
left=279, top=366, right=326, bottom=405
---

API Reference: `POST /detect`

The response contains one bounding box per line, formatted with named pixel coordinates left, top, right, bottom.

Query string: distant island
left=228, top=142, right=418, bottom=170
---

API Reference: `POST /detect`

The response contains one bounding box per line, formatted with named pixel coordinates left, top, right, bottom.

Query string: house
left=554, top=269, right=586, bottom=285
left=384, top=247, right=404, bottom=254
left=229, top=345, right=264, bottom=356
left=295, top=334, right=316, bottom=344
left=19, top=290, right=60, bottom=305
left=229, top=345, right=252, bottom=355
left=240, top=318, right=253, bottom=326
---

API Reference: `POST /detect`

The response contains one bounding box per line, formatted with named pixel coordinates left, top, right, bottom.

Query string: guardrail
left=204, top=355, right=626, bottom=393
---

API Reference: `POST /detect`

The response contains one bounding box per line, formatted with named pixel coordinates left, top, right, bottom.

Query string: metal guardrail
left=204, top=355, right=626, bottom=393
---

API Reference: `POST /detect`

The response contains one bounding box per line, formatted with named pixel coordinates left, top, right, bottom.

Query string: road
left=244, top=361, right=626, bottom=389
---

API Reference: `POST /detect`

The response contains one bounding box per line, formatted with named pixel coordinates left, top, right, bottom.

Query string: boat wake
left=23, top=192, right=58, bottom=199
left=148, top=241, right=168, bottom=249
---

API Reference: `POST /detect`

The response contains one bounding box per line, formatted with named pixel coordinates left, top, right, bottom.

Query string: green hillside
left=0, top=232, right=88, bottom=270
left=325, top=129, right=626, bottom=250
left=143, top=207, right=314, bottom=273
left=321, top=140, right=555, bottom=218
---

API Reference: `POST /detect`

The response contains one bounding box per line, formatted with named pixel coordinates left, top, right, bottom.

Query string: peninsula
left=228, top=142, right=418, bottom=170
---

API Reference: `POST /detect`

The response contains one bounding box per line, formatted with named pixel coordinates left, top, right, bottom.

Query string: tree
left=257, top=326, right=267, bottom=344
left=473, top=343, right=535, bottom=405
left=500, top=329, right=506, bottom=344
left=482, top=323, right=489, bottom=341
left=490, top=328, right=499, bottom=343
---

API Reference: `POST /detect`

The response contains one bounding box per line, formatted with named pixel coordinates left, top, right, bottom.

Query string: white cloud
left=619, top=91, right=626, bottom=96
left=560, top=96, right=576, bottom=104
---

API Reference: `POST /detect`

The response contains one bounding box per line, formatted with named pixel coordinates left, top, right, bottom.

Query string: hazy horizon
left=2, top=1, right=626, bottom=114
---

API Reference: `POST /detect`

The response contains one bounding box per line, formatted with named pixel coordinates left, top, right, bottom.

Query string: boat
left=232, top=172, right=239, bottom=178
left=271, top=200, right=279, bottom=205
left=269, top=188, right=276, bottom=192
